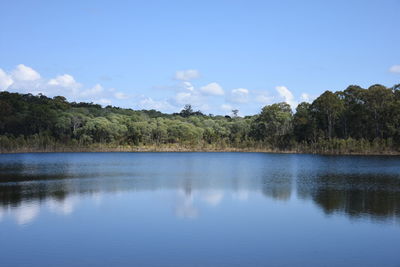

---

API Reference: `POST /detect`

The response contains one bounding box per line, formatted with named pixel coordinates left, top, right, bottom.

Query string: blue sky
left=0, top=0, right=399, bottom=115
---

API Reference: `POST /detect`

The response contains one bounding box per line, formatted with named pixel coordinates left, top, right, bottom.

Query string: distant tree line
left=1, top=83, right=400, bottom=154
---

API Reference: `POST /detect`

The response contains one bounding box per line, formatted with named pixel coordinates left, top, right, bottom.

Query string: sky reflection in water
left=0, top=152, right=400, bottom=266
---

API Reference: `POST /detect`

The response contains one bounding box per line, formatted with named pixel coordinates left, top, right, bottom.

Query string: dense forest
left=1, top=83, right=400, bottom=154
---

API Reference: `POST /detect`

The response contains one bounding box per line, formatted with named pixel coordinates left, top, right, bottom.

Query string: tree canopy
left=1, top=83, right=400, bottom=154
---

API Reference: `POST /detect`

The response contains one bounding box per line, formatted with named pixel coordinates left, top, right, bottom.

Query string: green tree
left=251, top=102, right=292, bottom=147
left=364, top=84, right=394, bottom=139
left=180, top=104, right=194, bottom=117
left=293, top=102, right=315, bottom=142
left=311, top=91, right=344, bottom=139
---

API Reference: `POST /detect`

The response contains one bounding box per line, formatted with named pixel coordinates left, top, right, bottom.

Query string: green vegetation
left=1, top=83, right=400, bottom=154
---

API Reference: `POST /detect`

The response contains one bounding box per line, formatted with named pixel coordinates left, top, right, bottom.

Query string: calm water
left=0, top=152, right=400, bottom=267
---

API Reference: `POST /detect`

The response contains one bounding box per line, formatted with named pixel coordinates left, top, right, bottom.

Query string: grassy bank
left=1, top=143, right=399, bottom=155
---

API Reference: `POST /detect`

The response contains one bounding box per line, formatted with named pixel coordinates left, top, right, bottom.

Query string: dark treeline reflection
left=297, top=173, right=400, bottom=220
left=1, top=153, right=400, bottom=222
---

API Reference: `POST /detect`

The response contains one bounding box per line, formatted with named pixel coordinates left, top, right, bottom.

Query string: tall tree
left=251, top=102, right=292, bottom=146
left=311, top=91, right=344, bottom=139
left=339, top=85, right=366, bottom=138
left=180, top=104, right=194, bottom=117
left=364, top=84, right=394, bottom=139
left=293, top=102, right=315, bottom=142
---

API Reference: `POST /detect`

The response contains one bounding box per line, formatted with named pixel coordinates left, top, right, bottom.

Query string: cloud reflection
left=0, top=194, right=86, bottom=225
left=47, top=196, right=79, bottom=215
left=14, top=202, right=40, bottom=225
left=175, top=190, right=198, bottom=219
left=0, top=207, right=4, bottom=222
left=1, top=153, right=400, bottom=225
left=202, top=191, right=224, bottom=206
left=232, top=190, right=249, bottom=201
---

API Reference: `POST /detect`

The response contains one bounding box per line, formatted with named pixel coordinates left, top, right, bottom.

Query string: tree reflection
left=1, top=154, right=400, bottom=224
left=297, top=173, right=400, bottom=221
left=261, top=172, right=293, bottom=201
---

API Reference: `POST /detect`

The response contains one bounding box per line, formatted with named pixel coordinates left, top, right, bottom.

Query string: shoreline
left=1, top=146, right=400, bottom=156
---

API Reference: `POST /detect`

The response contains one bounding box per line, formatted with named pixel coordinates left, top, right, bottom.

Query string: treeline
left=1, top=83, right=400, bottom=154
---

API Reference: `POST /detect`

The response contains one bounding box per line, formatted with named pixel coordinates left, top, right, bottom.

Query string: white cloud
left=0, top=69, right=13, bottom=90
left=255, top=93, right=273, bottom=104
left=137, top=96, right=174, bottom=111
left=98, top=98, right=112, bottom=105
left=221, top=104, right=233, bottom=111
left=300, top=93, right=310, bottom=102
left=256, top=87, right=311, bottom=109
left=389, top=65, right=400, bottom=74
left=12, top=64, right=41, bottom=81
left=80, top=84, right=103, bottom=97
left=232, top=88, right=249, bottom=95
left=0, top=64, right=135, bottom=107
left=46, top=74, right=83, bottom=97
left=48, top=74, right=81, bottom=89
left=230, top=88, right=249, bottom=103
left=175, top=92, right=193, bottom=104
left=174, top=69, right=200, bottom=81
left=200, top=82, right=224, bottom=95
left=1, top=64, right=317, bottom=115
left=276, top=86, right=296, bottom=107
left=174, top=91, right=201, bottom=105
left=182, top=81, right=194, bottom=91
left=173, top=91, right=211, bottom=112
left=114, top=92, right=128, bottom=99
left=198, top=104, right=211, bottom=112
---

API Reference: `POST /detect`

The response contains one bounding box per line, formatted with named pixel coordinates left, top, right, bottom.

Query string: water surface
left=1, top=152, right=399, bottom=266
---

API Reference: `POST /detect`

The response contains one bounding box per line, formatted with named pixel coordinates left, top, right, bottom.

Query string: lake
left=0, top=152, right=399, bottom=266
